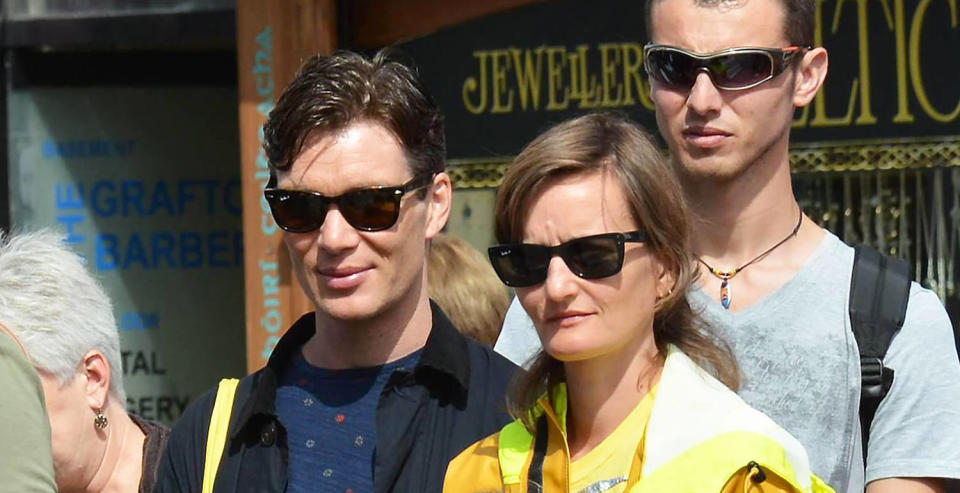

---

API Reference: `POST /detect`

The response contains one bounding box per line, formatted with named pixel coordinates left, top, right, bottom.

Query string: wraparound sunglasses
left=264, top=174, right=433, bottom=233
left=488, top=231, right=647, bottom=288
left=643, top=43, right=810, bottom=91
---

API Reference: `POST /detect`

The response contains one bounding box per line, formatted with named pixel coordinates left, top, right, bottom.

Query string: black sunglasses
left=643, top=43, right=809, bottom=91
left=264, top=174, right=433, bottom=233
left=488, top=231, right=648, bottom=288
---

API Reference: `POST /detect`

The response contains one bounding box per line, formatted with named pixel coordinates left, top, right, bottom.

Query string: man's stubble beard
left=669, top=121, right=791, bottom=188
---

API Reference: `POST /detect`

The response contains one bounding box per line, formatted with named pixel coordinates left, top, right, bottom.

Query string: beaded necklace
left=697, top=209, right=803, bottom=310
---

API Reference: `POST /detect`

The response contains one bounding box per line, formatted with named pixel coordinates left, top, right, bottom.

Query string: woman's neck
left=562, top=337, right=662, bottom=461
left=80, top=408, right=146, bottom=493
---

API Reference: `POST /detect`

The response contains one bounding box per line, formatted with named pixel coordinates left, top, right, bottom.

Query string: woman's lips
left=546, top=311, right=594, bottom=328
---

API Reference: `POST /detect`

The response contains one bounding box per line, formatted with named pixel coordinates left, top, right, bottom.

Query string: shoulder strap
left=498, top=420, right=535, bottom=485
left=526, top=415, right=549, bottom=493
left=202, top=378, right=240, bottom=493
left=849, top=245, right=911, bottom=461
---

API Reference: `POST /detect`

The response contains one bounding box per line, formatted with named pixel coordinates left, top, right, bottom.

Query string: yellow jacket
left=444, top=346, right=835, bottom=493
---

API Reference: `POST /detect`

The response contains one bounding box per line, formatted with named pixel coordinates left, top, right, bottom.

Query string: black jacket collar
left=231, top=300, right=470, bottom=438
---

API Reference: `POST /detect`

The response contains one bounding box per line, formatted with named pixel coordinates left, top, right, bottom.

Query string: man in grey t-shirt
left=495, top=0, right=960, bottom=491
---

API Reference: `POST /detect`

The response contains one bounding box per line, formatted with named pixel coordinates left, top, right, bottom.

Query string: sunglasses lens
left=646, top=48, right=697, bottom=88
left=647, top=46, right=779, bottom=90
left=265, top=190, right=326, bottom=233
left=488, top=244, right=551, bottom=287
left=340, top=188, right=402, bottom=231
left=712, top=53, right=773, bottom=88
left=562, top=236, right=623, bottom=279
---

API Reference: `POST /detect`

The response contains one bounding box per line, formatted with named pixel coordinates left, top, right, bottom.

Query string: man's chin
left=315, top=299, right=381, bottom=322
left=673, top=153, right=749, bottom=184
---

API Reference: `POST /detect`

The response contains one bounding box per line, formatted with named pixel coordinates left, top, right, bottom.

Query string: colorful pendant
left=720, top=279, right=731, bottom=309
left=712, top=268, right=736, bottom=310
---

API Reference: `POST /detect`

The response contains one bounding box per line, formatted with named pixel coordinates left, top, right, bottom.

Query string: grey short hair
left=0, top=229, right=124, bottom=402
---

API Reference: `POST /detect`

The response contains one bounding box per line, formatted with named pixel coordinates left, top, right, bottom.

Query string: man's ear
left=793, top=47, right=829, bottom=108
left=80, top=350, right=112, bottom=411
left=424, top=172, right=452, bottom=240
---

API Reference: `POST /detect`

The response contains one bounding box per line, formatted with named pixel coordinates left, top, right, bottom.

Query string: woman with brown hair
left=443, top=113, right=833, bottom=493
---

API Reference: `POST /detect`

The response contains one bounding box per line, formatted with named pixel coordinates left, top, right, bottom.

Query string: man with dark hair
left=156, top=49, right=517, bottom=493
left=496, top=0, right=960, bottom=492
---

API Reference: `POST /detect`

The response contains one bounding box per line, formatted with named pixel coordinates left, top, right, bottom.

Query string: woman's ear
left=655, top=253, right=679, bottom=303
left=80, top=350, right=112, bottom=411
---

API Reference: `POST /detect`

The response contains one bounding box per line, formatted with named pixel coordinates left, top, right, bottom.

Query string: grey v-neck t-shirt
left=494, top=232, right=960, bottom=492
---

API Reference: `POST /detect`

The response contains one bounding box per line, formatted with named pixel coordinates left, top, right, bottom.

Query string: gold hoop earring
left=94, top=409, right=108, bottom=430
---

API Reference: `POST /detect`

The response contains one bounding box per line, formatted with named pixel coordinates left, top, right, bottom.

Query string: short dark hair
left=645, top=0, right=815, bottom=47
left=263, top=49, right=445, bottom=179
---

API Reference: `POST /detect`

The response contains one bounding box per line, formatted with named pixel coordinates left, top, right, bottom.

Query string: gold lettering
left=570, top=45, right=600, bottom=109
left=793, top=104, right=811, bottom=128
left=490, top=50, right=514, bottom=113
left=545, top=46, right=570, bottom=110
left=831, top=0, right=892, bottom=124
left=511, top=47, right=546, bottom=111
left=621, top=43, right=654, bottom=110
left=892, top=0, right=914, bottom=122
left=462, top=51, right=489, bottom=115
left=599, top=43, right=624, bottom=107
left=809, top=0, right=859, bottom=127
left=909, top=0, right=960, bottom=122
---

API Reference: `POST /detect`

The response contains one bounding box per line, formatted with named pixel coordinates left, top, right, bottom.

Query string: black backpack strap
left=849, top=245, right=912, bottom=461
left=527, top=414, right=549, bottom=493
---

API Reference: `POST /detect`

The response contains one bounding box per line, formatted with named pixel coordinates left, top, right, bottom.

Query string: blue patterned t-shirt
left=276, top=349, right=422, bottom=493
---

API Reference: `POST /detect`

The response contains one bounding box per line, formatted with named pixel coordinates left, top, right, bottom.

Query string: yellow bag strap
left=202, top=378, right=240, bottom=493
